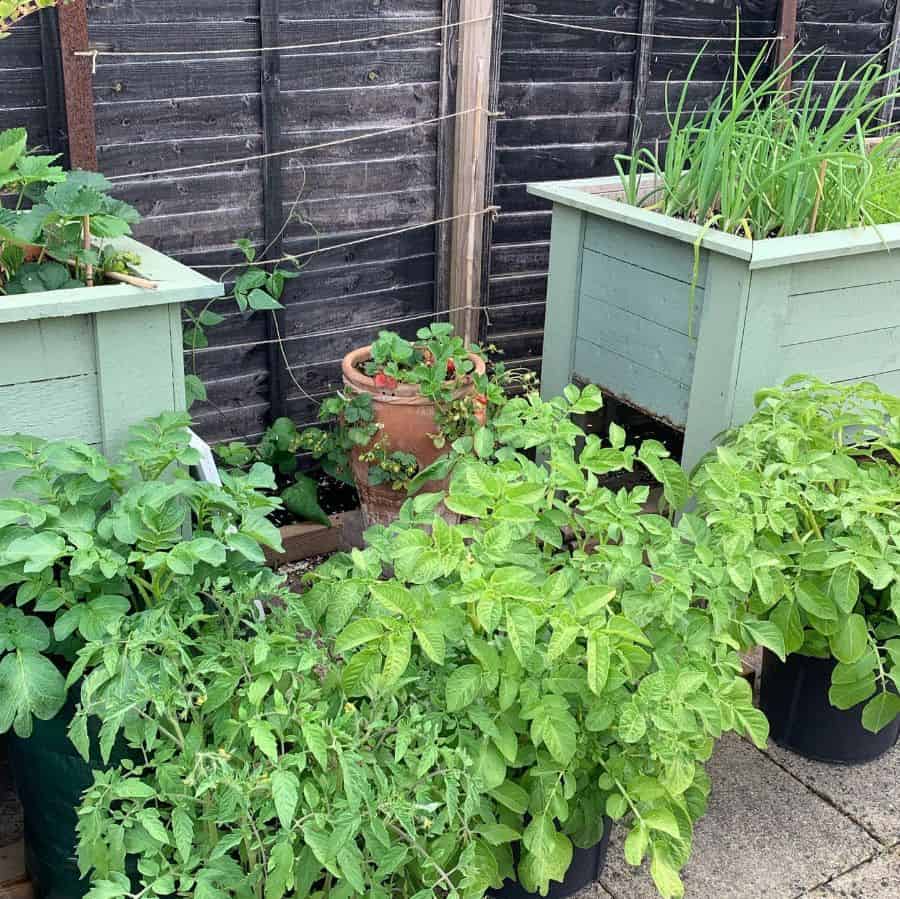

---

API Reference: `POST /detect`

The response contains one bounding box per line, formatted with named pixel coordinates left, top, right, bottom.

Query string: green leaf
left=334, top=618, right=385, bottom=654
left=474, top=426, right=494, bottom=459
left=3, top=533, right=66, bottom=573
left=505, top=604, right=537, bottom=664
left=77, top=595, right=130, bottom=641
left=250, top=721, right=279, bottom=762
left=586, top=630, right=611, bottom=695
left=301, top=721, right=329, bottom=769
left=137, top=810, right=170, bottom=845
left=379, top=626, right=412, bottom=687
left=742, top=619, right=786, bottom=662
left=480, top=823, right=521, bottom=845
left=172, top=808, right=194, bottom=864
left=0, top=650, right=66, bottom=738
left=282, top=474, right=331, bottom=527
left=489, top=780, right=529, bottom=814
left=413, top=619, right=446, bottom=665
left=650, top=847, right=685, bottom=899
left=246, top=288, right=284, bottom=311
left=829, top=613, right=870, bottom=665
left=0, top=609, right=50, bottom=653
left=644, top=808, right=681, bottom=838
left=828, top=566, right=860, bottom=615
left=618, top=705, right=647, bottom=743
left=0, top=128, right=27, bottom=171
left=445, top=664, right=482, bottom=712
left=861, top=692, right=900, bottom=733
left=624, top=823, right=649, bottom=866
left=735, top=705, right=769, bottom=750
left=271, top=769, right=299, bottom=829
left=796, top=579, right=837, bottom=621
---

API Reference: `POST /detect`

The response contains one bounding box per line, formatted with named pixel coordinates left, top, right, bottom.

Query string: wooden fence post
left=882, top=4, right=900, bottom=127
left=448, top=0, right=495, bottom=344
left=259, top=0, right=289, bottom=422
left=629, top=0, right=655, bottom=154
left=57, top=0, right=96, bottom=170
left=776, top=0, right=798, bottom=91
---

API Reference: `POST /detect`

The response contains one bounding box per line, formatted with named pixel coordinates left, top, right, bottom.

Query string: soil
left=278, top=554, right=334, bottom=593
left=269, top=469, right=359, bottom=528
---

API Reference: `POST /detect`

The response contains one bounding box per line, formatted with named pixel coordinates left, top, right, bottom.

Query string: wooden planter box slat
left=530, top=176, right=900, bottom=469
left=0, top=238, right=222, bottom=489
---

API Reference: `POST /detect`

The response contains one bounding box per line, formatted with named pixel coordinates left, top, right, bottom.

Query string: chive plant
left=616, top=41, right=900, bottom=238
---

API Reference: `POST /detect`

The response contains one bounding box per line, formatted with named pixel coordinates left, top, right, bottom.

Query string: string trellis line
left=190, top=206, right=501, bottom=270
left=74, top=15, right=491, bottom=64
left=107, top=107, right=496, bottom=181
left=503, top=12, right=784, bottom=42
left=194, top=300, right=546, bottom=359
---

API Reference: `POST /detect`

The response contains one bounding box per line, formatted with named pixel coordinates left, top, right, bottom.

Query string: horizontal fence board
left=578, top=293, right=697, bottom=384
left=583, top=219, right=709, bottom=285
left=0, top=317, right=96, bottom=386
left=580, top=250, right=705, bottom=337
left=778, top=327, right=900, bottom=383
left=784, top=280, right=900, bottom=346
left=573, top=337, right=690, bottom=426
left=0, top=374, right=102, bottom=443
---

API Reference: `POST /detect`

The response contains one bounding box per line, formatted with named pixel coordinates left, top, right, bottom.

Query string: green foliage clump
left=302, top=385, right=767, bottom=898
left=0, top=128, right=141, bottom=293
left=616, top=43, right=900, bottom=238
left=67, top=387, right=765, bottom=899
left=693, top=376, right=900, bottom=733
left=216, top=418, right=332, bottom=527
left=0, top=413, right=284, bottom=738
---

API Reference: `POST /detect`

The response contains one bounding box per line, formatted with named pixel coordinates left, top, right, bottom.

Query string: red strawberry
left=475, top=393, right=488, bottom=405
left=374, top=372, right=398, bottom=390
left=446, top=358, right=456, bottom=377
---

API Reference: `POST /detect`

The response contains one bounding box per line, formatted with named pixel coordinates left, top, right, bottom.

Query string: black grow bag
left=759, top=649, right=900, bottom=765
left=490, top=819, right=612, bottom=899
left=5, top=693, right=111, bottom=899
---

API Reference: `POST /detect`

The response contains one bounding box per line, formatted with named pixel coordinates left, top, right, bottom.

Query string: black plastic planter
left=759, top=650, right=900, bottom=765
left=490, top=820, right=612, bottom=899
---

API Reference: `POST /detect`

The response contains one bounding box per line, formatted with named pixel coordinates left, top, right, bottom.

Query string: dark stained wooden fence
left=2, top=0, right=899, bottom=444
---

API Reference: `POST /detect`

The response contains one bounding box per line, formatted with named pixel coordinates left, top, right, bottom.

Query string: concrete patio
left=579, top=735, right=899, bottom=899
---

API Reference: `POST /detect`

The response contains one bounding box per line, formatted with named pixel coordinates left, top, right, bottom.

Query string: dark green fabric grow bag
left=6, top=694, right=98, bottom=899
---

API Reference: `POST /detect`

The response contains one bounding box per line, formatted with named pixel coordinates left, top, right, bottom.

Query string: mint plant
left=693, top=376, right=900, bottom=733
left=0, top=413, right=284, bottom=738
left=302, top=386, right=768, bottom=898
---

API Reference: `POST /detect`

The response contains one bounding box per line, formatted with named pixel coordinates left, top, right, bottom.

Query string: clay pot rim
left=342, top=345, right=486, bottom=400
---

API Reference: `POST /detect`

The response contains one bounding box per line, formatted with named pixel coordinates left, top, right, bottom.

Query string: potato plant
left=305, top=386, right=768, bottom=898
left=693, top=376, right=900, bottom=733
left=0, top=413, right=284, bottom=739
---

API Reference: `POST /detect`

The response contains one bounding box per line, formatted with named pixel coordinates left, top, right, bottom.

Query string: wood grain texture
left=538, top=204, right=584, bottom=399
left=0, top=374, right=102, bottom=444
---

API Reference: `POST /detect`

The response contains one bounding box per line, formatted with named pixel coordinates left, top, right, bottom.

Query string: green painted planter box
left=0, top=237, right=223, bottom=467
left=529, top=175, right=900, bottom=469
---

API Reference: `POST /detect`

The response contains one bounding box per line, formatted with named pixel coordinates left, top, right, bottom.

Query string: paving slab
left=763, top=742, right=900, bottom=845
left=803, top=847, right=900, bottom=899
left=600, top=735, right=880, bottom=899
left=572, top=885, right=615, bottom=898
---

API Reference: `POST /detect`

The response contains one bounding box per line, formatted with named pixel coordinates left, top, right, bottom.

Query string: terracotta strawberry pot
left=342, top=345, right=486, bottom=527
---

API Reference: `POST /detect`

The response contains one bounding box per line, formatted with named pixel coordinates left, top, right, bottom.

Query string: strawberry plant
left=0, top=128, right=141, bottom=293
left=693, top=376, right=900, bottom=734
left=1, top=1, right=68, bottom=38
left=0, top=413, right=284, bottom=738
